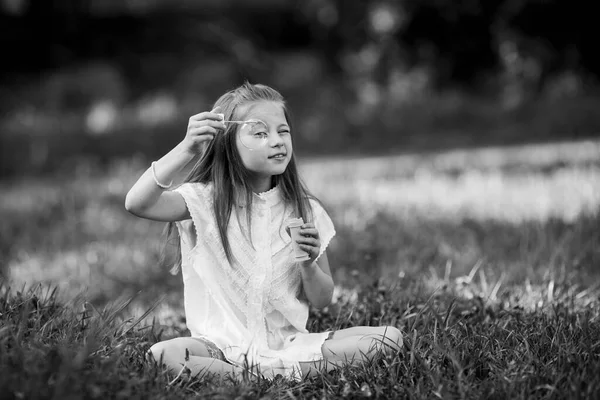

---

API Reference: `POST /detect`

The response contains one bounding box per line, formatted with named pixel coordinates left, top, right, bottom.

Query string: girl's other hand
left=294, top=222, right=321, bottom=266
left=182, top=107, right=227, bottom=154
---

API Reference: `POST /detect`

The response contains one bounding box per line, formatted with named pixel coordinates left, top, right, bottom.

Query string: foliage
left=1, top=267, right=599, bottom=398
left=2, top=1, right=600, bottom=178
left=2, top=0, right=598, bottom=87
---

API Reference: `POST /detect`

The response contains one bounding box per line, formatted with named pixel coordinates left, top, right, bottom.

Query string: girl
left=125, top=82, right=402, bottom=381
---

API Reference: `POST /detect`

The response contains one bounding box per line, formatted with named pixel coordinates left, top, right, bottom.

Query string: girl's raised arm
left=124, top=110, right=225, bottom=222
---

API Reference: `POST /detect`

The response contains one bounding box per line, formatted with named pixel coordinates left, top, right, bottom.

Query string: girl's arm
left=125, top=142, right=194, bottom=221
left=299, top=252, right=334, bottom=309
left=125, top=110, right=225, bottom=222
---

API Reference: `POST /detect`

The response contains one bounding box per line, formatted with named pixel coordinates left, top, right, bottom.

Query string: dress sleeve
left=309, top=199, right=336, bottom=261
left=173, top=182, right=212, bottom=249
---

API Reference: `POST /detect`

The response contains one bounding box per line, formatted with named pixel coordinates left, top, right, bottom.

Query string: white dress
left=173, top=182, right=336, bottom=380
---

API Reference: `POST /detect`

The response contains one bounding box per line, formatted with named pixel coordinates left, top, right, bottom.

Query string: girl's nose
left=269, top=131, right=284, bottom=147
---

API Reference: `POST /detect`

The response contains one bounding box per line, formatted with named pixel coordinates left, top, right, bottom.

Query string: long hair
left=165, top=82, right=315, bottom=272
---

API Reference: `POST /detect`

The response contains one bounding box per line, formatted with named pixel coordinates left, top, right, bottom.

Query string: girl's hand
left=294, top=222, right=321, bottom=266
left=182, top=108, right=226, bottom=154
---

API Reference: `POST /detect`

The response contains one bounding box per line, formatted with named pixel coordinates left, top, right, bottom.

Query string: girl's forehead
left=236, top=101, right=287, bottom=125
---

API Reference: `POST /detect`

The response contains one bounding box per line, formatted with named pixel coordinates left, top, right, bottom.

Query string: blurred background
left=1, top=0, right=599, bottom=321
left=1, top=0, right=599, bottom=177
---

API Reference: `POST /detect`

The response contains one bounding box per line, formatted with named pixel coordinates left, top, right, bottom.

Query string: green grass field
left=1, top=139, right=599, bottom=399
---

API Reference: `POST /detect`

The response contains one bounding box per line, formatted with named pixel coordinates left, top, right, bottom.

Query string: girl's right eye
left=253, top=131, right=268, bottom=138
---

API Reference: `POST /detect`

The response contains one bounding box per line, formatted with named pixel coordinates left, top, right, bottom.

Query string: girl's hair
left=165, top=82, right=315, bottom=271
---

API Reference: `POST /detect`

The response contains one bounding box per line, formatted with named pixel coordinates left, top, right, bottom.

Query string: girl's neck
left=248, top=175, right=274, bottom=194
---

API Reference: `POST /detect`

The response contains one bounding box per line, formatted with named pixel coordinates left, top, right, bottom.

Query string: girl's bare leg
left=300, top=326, right=403, bottom=377
left=148, top=337, right=242, bottom=378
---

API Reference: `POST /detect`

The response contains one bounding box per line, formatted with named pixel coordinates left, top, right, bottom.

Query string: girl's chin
left=260, top=160, right=290, bottom=172
left=248, top=165, right=288, bottom=177
left=266, top=166, right=288, bottom=176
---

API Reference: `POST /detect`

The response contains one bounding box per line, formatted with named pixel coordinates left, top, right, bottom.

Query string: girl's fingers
left=190, top=125, right=219, bottom=135
left=299, top=228, right=319, bottom=238
left=188, top=127, right=218, bottom=138
left=299, top=244, right=320, bottom=257
left=291, top=223, right=321, bottom=259
left=296, top=236, right=319, bottom=247
left=189, top=111, right=224, bottom=122
left=189, top=119, right=227, bottom=130
left=299, top=243, right=319, bottom=251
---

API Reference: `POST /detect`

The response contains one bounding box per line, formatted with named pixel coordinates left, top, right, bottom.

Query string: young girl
left=125, top=82, right=402, bottom=381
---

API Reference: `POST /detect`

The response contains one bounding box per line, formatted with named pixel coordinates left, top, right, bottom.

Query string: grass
left=1, top=138, right=600, bottom=398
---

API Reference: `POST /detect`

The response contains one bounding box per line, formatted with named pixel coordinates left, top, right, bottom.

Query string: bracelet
left=151, top=161, right=173, bottom=189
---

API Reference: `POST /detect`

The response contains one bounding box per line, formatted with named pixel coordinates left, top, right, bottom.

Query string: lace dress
left=173, top=182, right=336, bottom=380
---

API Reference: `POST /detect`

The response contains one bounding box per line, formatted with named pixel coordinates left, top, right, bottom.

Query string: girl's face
left=234, top=100, right=293, bottom=183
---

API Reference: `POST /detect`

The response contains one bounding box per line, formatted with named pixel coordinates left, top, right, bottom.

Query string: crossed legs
left=299, top=325, right=403, bottom=377
left=148, top=325, right=403, bottom=380
left=148, top=337, right=242, bottom=379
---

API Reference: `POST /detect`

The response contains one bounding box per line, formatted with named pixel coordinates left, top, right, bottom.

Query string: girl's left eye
left=279, top=130, right=290, bottom=135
